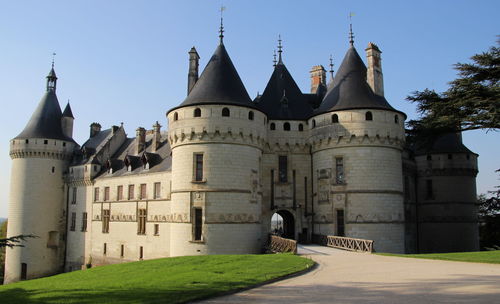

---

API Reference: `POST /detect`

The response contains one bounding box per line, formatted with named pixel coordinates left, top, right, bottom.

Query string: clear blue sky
left=0, top=1, right=498, bottom=217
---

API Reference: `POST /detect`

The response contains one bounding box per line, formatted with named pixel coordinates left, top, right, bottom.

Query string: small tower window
left=426, top=155, right=432, bottom=161
left=332, top=114, right=339, bottom=123
left=270, top=123, right=276, bottom=130
left=51, top=167, right=55, bottom=173
left=284, top=122, right=291, bottom=131
left=248, top=111, right=254, bottom=120
left=174, top=112, right=178, bottom=121
left=312, top=120, right=316, bottom=128
left=394, top=115, right=399, bottom=124
left=365, top=111, right=373, bottom=121
left=194, top=108, right=201, bottom=117
left=448, top=154, right=452, bottom=160
left=298, top=124, right=304, bottom=131
left=25, top=139, right=29, bottom=144
left=466, top=154, right=470, bottom=160
left=222, top=107, right=230, bottom=117
left=44, top=140, right=48, bottom=144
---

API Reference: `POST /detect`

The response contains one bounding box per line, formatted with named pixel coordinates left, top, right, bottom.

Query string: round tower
left=4, top=67, right=76, bottom=283
left=415, top=132, right=479, bottom=253
left=309, top=43, right=406, bottom=253
left=167, top=37, right=267, bottom=256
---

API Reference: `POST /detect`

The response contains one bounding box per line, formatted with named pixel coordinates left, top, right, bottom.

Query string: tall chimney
left=136, top=127, right=146, bottom=154
left=188, top=47, right=200, bottom=95
left=90, top=122, right=101, bottom=138
left=309, top=65, right=326, bottom=93
left=152, top=121, right=161, bottom=152
left=366, top=42, right=384, bottom=96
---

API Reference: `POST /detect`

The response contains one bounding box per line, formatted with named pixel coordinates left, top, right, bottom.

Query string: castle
left=4, top=29, right=480, bottom=283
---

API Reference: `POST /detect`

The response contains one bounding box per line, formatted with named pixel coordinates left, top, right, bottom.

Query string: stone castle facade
left=4, top=34, right=479, bottom=283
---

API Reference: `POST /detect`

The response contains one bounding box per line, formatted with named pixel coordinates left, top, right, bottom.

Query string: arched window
left=332, top=114, right=339, bottom=123
left=270, top=123, right=276, bottom=130
left=173, top=112, right=178, bottom=121
left=298, top=124, right=304, bottom=131
left=283, top=122, right=291, bottom=131
left=312, top=119, right=316, bottom=128
left=222, top=107, right=230, bottom=117
left=394, top=115, right=399, bottom=124
left=248, top=111, right=254, bottom=120
left=194, top=108, right=201, bottom=117
left=365, top=111, right=373, bottom=121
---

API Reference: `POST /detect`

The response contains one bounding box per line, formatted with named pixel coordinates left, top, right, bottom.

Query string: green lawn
left=0, top=254, right=314, bottom=304
left=377, top=250, right=500, bottom=264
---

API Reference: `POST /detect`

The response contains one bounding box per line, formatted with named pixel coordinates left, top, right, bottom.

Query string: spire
left=349, top=12, right=355, bottom=46
left=47, top=54, right=57, bottom=92
left=62, top=101, right=74, bottom=118
left=219, top=6, right=226, bottom=44
left=329, top=54, right=334, bottom=80
left=277, top=35, right=283, bottom=63
left=273, top=50, right=277, bottom=67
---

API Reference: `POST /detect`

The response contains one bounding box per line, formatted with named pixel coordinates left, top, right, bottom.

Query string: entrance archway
left=271, top=210, right=295, bottom=239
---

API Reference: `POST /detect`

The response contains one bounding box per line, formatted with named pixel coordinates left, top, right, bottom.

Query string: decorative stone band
left=169, top=129, right=265, bottom=150
left=417, top=167, right=478, bottom=177
left=419, top=215, right=478, bottom=223
left=419, top=201, right=477, bottom=206
left=92, top=212, right=260, bottom=224
left=67, top=179, right=94, bottom=187
left=310, top=133, right=405, bottom=152
left=10, top=149, right=73, bottom=160
left=332, top=189, right=404, bottom=195
left=171, top=188, right=252, bottom=194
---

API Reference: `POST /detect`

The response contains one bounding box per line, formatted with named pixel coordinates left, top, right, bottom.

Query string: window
left=283, top=122, right=291, bottom=131
left=25, top=139, right=29, bottom=144
left=81, top=212, right=88, bottom=232
left=71, top=187, right=77, bottom=204
left=248, top=111, right=254, bottom=120
left=138, top=209, right=147, bottom=235
left=194, top=153, right=204, bottom=182
left=102, top=209, right=110, bottom=233
left=154, top=182, right=161, bottom=199
left=94, top=187, right=99, bottom=202
left=298, top=124, right=304, bottom=131
left=128, top=185, right=135, bottom=200
left=139, top=246, right=144, bottom=260
left=194, top=108, right=201, bottom=117
left=104, top=187, right=110, bottom=201
left=103, top=243, right=107, bottom=255
left=70, top=212, right=76, bottom=231
left=63, top=142, right=66, bottom=147
left=394, top=115, right=399, bottom=124
left=448, top=154, right=453, bottom=160
left=117, top=185, right=123, bottom=200
left=336, top=209, right=345, bottom=237
left=47, top=231, right=58, bottom=248
left=426, top=155, right=432, bottom=161
left=426, top=179, right=434, bottom=199
left=278, top=156, right=288, bottom=183
left=312, top=119, right=316, bottom=128
left=52, top=167, right=55, bottom=173
left=120, top=244, right=124, bottom=257
left=335, top=157, right=344, bottom=184
left=332, top=114, right=339, bottom=123
left=365, top=111, right=373, bottom=121
left=44, top=140, right=48, bottom=145
left=270, top=123, right=276, bottom=130
left=174, top=112, right=178, bottom=121
left=140, top=184, right=147, bottom=200
left=193, top=208, right=203, bottom=241
left=466, top=154, right=470, bottom=160
left=222, top=107, right=230, bottom=117
left=154, top=224, right=160, bottom=236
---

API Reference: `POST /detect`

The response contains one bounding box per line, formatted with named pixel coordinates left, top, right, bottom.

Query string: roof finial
left=349, top=12, right=355, bottom=46
left=329, top=54, right=334, bottom=80
left=273, top=50, right=277, bottom=67
left=277, top=34, right=283, bottom=63
left=51, top=52, right=56, bottom=68
left=219, top=6, right=226, bottom=44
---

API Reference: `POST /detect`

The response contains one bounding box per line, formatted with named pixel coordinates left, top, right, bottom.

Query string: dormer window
left=194, top=108, right=201, bottom=117
left=312, top=120, right=316, bottom=128
left=332, top=114, right=339, bottom=123
left=298, top=124, right=304, bottom=131
left=365, top=111, right=373, bottom=121
left=248, top=111, right=254, bottom=120
left=284, top=122, right=291, bottom=131
left=174, top=112, right=178, bottom=121
left=222, top=107, right=230, bottom=117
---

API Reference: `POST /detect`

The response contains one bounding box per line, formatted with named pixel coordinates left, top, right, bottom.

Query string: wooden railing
left=325, top=235, right=374, bottom=253
left=268, top=235, right=298, bottom=254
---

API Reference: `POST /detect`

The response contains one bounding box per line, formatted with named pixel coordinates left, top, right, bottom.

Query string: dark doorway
left=271, top=210, right=295, bottom=239
left=21, top=263, right=27, bottom=280
left=336, top=209, right=345, bottom=236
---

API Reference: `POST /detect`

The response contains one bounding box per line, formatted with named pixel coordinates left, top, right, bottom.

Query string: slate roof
left=256, top=62, right=314, bottom=120
left=316, top=46, right=403, bottom=116
left=62, top=102, right=74, bottom=118
left=415, top=132, right=475, bottom=155
left=169, top=43, right=255, bottom=113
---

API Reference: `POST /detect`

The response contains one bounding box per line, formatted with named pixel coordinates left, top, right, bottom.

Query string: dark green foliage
left=477, top=170, right=500, bottom=250
left=0, top=235, right=37, bottom=249
left=0, top=254, right=314, bottom=304
left=0, top=220, right=6, bottom=284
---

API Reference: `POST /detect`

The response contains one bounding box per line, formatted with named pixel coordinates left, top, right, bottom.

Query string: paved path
left=200, top=245, right=500, bottom=304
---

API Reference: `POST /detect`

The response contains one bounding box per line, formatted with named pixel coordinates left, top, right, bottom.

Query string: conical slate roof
left=416, top=132, right=474, bottom=155
left=15, top=90, right=68, bottom=140
left=170, top=43, right=254, bottom=112
left=62, top=102, right=74, bottom=118
left=256, top=62, right=313, bottom=120
left=316, top=46, right=400, bottom=115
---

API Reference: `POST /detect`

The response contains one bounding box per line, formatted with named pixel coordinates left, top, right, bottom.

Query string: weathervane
left=273, top=50, right=277, bottom=67
left=329, top=54, right=334, bottom=80
left=219, top=5, right=226, bottom=44
left=349, top=12, right=355, bottom=46
left=51, top=52, right=56, bottom=68
left=277, top=34, right=283, bottom=62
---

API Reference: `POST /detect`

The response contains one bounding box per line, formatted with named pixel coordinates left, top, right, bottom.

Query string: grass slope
left=377, top=250, right=500, bottom=264
left=0, top=254, right=314, bottom=304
